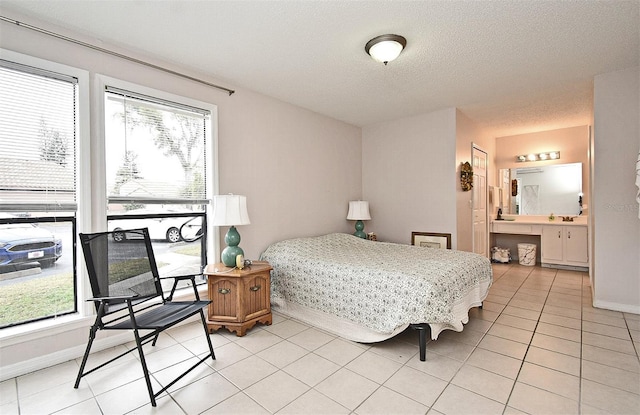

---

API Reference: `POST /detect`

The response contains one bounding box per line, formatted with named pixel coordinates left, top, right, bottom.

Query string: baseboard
left=541, top=263, right=589, bottom=272
left=592, top=299, right=640, bottom=315
left=0, top=332, right=131, bottom=381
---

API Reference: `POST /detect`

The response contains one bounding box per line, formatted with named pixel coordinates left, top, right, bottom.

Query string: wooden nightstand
left=203, top=261, right=272, bottom=336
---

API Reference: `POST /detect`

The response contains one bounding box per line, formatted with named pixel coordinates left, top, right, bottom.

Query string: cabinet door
left=244, top=273, right=270, bottom=319
left=209, top=278, right=239, bottom=321
left=564, top=226, right=588, bottom=264
left=542, top=226, right=564, bottom=262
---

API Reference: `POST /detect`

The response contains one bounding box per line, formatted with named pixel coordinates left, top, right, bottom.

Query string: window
left=102, top=82, right=214, bottom=288
left=0, top=57, right=80, bottom=328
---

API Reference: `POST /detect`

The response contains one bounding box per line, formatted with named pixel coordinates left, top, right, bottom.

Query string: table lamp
left=212, top=194, right=251, bottom=267
left=347, top=201, right=371, bottom=238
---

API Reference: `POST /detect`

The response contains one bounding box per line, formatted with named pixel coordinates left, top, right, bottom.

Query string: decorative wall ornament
left=460, top=162, right=473, bottom=191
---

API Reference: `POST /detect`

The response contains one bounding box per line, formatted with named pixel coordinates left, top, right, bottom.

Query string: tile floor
left=1, top=264, right=639, bottom=414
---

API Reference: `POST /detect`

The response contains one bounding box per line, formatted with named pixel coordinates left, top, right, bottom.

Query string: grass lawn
left=0, top=272, right=74, bottom=327
left=0, top=245, right=201, bottom=327
left=173, top=244, right=200, bottom=256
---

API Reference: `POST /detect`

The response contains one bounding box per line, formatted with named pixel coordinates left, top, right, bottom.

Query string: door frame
left=471, top=143, right=489, bottom=257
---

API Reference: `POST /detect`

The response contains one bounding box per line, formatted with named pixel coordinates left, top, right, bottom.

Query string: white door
left=472, top=145, right=488, bottom=257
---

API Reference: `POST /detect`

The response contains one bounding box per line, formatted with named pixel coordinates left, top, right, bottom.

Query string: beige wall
left=592, top=66, right=640, bottom=313
left=0, top=14, right=361, bottom=373
left=362, top=108, right=458, bottom=247
left=455, top=110, right=495, bottom=252
left=495, top=126, right=590, bottom=210
left=220, top=88, right=362, bottom=257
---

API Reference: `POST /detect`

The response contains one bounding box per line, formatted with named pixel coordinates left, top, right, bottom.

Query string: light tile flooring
left=1, top=264, right=639, bottom=414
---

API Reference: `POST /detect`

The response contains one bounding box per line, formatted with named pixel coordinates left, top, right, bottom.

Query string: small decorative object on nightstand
left=204, top=261, right=272, bottom=336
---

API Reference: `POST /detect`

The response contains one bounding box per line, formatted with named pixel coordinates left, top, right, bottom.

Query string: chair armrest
left=159, top=274, right=199, bottom=282
left=86, top=294, right=140, bottom=302
left=160, top=274, right=202, bottom=301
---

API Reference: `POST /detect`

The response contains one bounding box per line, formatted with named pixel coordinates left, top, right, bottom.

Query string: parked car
left=108, top=210, right=202, bottom=243
left=0, top=222, right=63, bottom=268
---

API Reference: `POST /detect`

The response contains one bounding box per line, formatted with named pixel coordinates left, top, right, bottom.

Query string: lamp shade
left=347, top=201, right=371, bottom=220
left=211, top=194, right=251, bottom=226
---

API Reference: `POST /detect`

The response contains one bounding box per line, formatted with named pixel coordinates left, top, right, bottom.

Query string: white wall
left=592, top=66, right=640, bottom=313
left=0, top=14, right=361, bottom=374
left=362, top=108, right=458, bottom=247
left=455, top=110, right=495, bottom=252
left=219, top=86, right=362, bottom=256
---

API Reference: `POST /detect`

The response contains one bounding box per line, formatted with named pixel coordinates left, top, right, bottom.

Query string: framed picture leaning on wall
left=411, top=232, right=451, bottom=249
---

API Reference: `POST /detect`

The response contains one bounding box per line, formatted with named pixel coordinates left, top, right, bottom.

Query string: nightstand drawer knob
left=249, top=285, right=261, bottom=292
left=218, top=288, right=231, bottom=295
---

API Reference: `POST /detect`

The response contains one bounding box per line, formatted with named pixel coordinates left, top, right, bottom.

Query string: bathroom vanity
left=491, top=215, right=588, bottom=271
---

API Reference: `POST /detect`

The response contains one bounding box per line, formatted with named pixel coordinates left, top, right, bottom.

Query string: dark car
left=0, top=223, right=62, bottom=268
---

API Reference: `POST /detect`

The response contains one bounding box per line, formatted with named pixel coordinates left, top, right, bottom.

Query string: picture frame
left=411, top=232, right=451, bottom=249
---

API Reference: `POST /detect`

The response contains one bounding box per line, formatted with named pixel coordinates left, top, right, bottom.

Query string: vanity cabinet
left=541, top=225, right=588, bottom=270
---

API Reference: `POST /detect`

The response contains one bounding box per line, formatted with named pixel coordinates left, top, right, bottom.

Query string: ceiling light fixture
left=365, top=34, right=407, bottom=65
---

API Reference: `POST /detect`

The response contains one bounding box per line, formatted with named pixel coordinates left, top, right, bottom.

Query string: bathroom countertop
left=492, top=215, right=588, bottom=226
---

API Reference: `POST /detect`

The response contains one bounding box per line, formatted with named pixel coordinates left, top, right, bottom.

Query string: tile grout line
left=400, top=263, right=525, bottom=414
left=498, top=265, right=556, bottom=415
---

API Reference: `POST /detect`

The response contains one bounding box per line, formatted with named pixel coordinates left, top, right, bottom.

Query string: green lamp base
left=221, top=246, right=244, bottom=267
left=221, top=225, right=244, bottom=267
left=353, top=220, right=367, bottom=239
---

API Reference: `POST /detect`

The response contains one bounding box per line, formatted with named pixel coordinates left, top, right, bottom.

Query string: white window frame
left=0, top=53, right=220, bottom=343
left=94, top=74, right=219, bottom=272
left=0, top=48, right=91, bottom=339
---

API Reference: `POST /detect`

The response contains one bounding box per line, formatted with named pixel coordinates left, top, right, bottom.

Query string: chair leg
left=74, top=325, right=98, bottom=388
left=133, top=327, right=157, bottom=407
left=199, top=309, right=215, bottom=360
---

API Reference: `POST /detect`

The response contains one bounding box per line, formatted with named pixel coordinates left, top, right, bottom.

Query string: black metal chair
left=74, top=228, right=214, bottom=406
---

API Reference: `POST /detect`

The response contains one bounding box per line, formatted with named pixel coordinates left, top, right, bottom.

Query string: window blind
left=0, top=59, right=78, bottom=212
left=104, top=86, right=209, bottom=206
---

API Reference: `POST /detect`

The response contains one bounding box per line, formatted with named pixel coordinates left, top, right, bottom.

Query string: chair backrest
left=79, top=228, right=163, bottom=314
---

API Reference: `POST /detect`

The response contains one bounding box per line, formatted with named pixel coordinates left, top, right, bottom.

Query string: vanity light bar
left=516, top=151, right=560, bottom=162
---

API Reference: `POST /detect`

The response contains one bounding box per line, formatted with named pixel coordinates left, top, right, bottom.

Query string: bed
left=260, top=233, right=493, bottom=360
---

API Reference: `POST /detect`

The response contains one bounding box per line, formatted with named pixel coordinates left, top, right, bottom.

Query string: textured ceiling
left=1, top=1, right=638, bottom=137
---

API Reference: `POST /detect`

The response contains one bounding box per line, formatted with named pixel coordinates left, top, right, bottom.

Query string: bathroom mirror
left=503, top=163, right=582, bottom=215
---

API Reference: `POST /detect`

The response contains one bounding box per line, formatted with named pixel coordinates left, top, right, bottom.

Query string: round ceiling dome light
left=365, top=34, right=407, bottom=65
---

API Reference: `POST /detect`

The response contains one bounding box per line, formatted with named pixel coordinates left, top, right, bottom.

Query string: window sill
left=0, top=284, right=208, bottom=348
left=0, top=313, right=94, bottom=348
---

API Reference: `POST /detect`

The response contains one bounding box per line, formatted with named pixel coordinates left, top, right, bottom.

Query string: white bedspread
left=260, top=233, right=492, bottom=342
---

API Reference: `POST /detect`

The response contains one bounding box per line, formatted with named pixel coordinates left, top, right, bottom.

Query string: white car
left=108, top=210, right=202, bottom=243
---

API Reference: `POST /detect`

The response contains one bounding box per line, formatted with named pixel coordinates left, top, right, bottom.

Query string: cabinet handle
left=218, top=288, right=231, bottom=295
left=568, top=231, right=571, bottom=239
left=558, top=231, right=561, bottom=238
left=249, top=285, right=261, bottom=292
